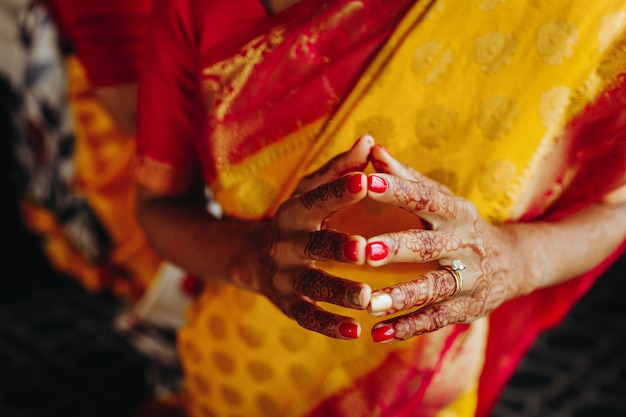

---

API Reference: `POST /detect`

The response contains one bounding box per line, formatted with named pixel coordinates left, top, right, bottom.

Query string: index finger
left=366, top=173, right=460, bottom=228
left=279, top=173, right=367, bottom=230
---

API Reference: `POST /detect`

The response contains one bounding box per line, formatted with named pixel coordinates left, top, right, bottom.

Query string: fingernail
left=347, top=174, right=363, bottom=194
left=346, top=286, right=370, bottom=307
left=367, top=241, right=389, bottom=261
left=339, top=322, right=359, bottom=339
left=342, top=240, right=359, bottom=262
left=368, top=175, right=387, bottom=193
left=372, top=325, right=395, bottom=342
left=369, top=292, right=393, bottom=314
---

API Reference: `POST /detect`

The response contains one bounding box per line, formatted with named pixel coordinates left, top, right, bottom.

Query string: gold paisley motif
left=208, top=313, right=227, bottom=339
left=414, top=105, right=458, bottom=149
left=189, top=373, right=212, bottom=395
left=410, top=41, right=453, bottom=85
left=536, top=20, right=579, bottom=66
left=292, top=1, right=366, bottom=63
left=202, top=26, right=287, bottom=121
left=237, top=324, right=265, bottom=348
left=477, top=96, right=519, bottom=141
left=288, top=364, right=315, bottom=390
left=278, top=326, right=311, bottom=352
left=474, top=31, right=516, bottom=74
left=221, top=384, right=243, bottom=406
left=478, top=160, right=517, bottom=201
left=256, top=393, right=283, bottom=417
left=213, top=350, right=237, bottom=374
left=247, top=360, right=274, bottom=382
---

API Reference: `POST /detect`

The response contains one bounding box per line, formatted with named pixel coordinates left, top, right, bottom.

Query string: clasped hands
left=260, top=135, right=519, bottom=342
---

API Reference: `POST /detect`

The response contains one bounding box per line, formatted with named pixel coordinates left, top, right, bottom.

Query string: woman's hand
left=240, top=135, right=377, bottom=339
left=137, top=135, right=378, bottom=340
left=364, top=144, right=526, bottom=342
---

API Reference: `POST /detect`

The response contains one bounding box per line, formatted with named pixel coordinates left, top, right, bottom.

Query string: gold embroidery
left=411, top=41, right=453, bottom=85
left=256, top=393, right=282, bottom=416
left=202, top=26, right=287, bottom=121
left=477, top=96, right=519, bottom=141
left=536, top=20, right=579, bottom=66
left=474, top=31, right=516, bottom=74
left=414, top=105, right=458, bottom=149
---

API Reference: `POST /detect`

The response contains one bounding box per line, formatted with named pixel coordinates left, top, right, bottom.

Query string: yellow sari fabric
left=179, top=1, right=626, bottom=416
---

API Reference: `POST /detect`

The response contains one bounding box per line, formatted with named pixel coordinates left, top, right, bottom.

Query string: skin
left=92, top=83, right=138, bottom=135
left=366, top=144, right=626, bottom=341
left=137, top=135, right=376, bottom=339
left=138, top=136, right=626, bottom=343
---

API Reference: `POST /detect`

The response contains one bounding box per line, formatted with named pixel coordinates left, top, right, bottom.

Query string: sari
left=135, top=0, right=626, bottom=416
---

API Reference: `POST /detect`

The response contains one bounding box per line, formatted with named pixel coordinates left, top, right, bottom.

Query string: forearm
left=511, top=201, right=626, bottom=293
left=137, top=189, right=269, bottom=290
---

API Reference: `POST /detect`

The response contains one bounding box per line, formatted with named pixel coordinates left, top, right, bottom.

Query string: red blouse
left=43, top=0, right=154, bottom=87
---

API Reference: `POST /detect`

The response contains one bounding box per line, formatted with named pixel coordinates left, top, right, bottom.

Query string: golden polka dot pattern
left=411, top=41, right=453, bottom=85
left=536, top=20, right=579, bottom=66
left=247, top=360, right=274, bottom=382
left=474, top=31, right=516, bottom=74
left=237, top=324, right=264, bottom=348
left=477, top=96, right=519, bottom=141
left=414, top=105, right=458, bottom=149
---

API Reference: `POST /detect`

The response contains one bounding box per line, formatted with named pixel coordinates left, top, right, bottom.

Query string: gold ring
left=448, top=259, right=465, bottom=297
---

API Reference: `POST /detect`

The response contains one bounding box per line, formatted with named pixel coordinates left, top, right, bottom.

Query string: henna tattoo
left=375, top=269, right=457, bottom=315
left=292, top=269, right=350, bottom=306
left=250, top=222, right=282, bottom=307
left=391, top=230, right=462, bottom=261
left=304, top=230, right=349, bottom=260
left=390, top=176, right=458, bottom=219
left=289, top=301, right=339, bottom=337
left=300, top=176, right=346, bottom=210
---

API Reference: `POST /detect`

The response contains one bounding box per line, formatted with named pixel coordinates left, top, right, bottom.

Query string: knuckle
left=305, top=230, right=348, bottom=260
left=425, top=305, right=450, bottom=330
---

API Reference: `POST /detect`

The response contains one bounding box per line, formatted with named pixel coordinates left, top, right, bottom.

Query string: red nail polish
left=367, top=242, right=389, bottom=261
left=372, top=325, right=395, bottom=342
left=347, top=174, right=363, bottom=194
left=343, top=240, right=359, bottom=262
left=368, top=175, right=387, bottom=193
left=339, top=322, right=359, bottom=339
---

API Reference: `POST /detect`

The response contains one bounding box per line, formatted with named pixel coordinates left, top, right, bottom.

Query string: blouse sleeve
left=134, top=0, right=203, bottom=194
left=45, top=0, right=153, bottom=87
